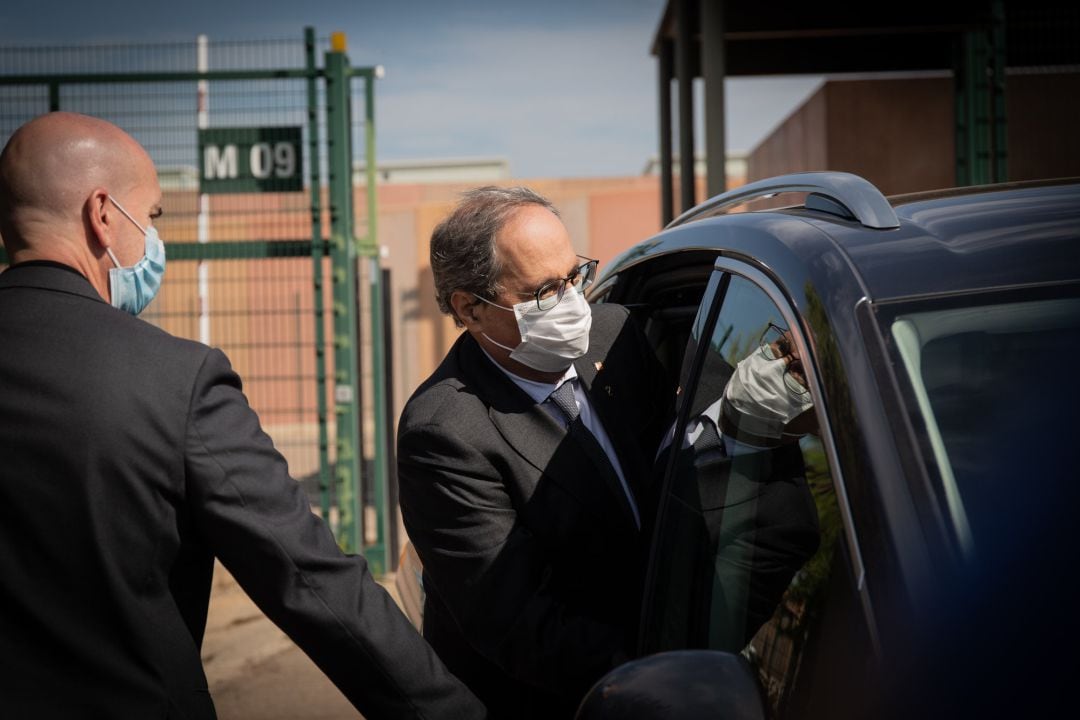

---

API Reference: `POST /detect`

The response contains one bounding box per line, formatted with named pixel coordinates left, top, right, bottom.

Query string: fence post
left=325, top=32, right=364, bottom=554
left=305, top=27, right=333, bottom=525
left=955, top=2, right=1008, bottom=187
left=357, top=65, right=389, bottom=576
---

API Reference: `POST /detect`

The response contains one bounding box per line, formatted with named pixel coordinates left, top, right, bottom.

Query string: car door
left=638, top=260, right=879, bottom=719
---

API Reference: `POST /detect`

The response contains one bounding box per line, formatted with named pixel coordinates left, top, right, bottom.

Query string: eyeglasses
left=758, top=322, right=810, bottom=397
left=516, top=256, right=598, bottom=312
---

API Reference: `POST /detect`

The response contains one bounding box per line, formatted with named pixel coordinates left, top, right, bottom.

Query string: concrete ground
left=202, top=560, right=404, bottom=720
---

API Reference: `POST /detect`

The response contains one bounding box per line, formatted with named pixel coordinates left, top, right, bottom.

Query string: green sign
left=198, top=126, right=303, bottom=193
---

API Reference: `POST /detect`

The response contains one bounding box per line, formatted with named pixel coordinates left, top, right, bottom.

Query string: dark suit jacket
left=0, top=263, right=482, bottom=720
left=646, top=350, right=820, bottom=655
left=397, top=303, right=672, bottom=719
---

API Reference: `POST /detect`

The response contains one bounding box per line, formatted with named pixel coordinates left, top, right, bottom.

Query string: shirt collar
left=480, top=345, right=578, bottom=405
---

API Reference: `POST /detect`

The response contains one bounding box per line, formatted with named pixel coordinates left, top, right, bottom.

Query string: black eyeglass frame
left=514, top=255, right=599, bottom=312
left=757, top=322, right=811, bottom=397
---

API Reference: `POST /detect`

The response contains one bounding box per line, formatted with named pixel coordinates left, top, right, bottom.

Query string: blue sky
left=1, top=0, right=822, bottom=178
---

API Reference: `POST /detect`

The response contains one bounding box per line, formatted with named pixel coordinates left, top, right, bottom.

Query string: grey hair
left=430, top=185, right=559, bottom=326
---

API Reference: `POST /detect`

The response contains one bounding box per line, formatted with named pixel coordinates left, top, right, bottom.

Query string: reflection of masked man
left=720, top=334, right=816, bottom=447
left=665, top=335, right=820, bottom=652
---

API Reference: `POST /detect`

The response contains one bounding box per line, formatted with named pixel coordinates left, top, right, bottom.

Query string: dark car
left=578, top=172, right=1080, bottom=719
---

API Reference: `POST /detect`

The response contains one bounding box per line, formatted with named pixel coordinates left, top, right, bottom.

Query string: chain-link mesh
left=0, top=35, right=347, bottom=505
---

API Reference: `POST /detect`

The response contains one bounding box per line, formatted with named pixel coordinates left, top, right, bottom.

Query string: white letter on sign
left=204, top=145, right=238, bottom=180
left=274, top=142, right=296, bottom=178
left=250, top=143, right=273, bottom=179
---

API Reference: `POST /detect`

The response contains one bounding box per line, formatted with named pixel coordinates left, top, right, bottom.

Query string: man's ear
left=84, top=187, right=114, bottom=251
left=450, top=290, right=483, bottom=331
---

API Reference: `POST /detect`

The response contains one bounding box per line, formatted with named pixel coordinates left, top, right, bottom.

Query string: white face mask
left=475, top=286, right=593, bottom=373
left=722, top=349, right=814, bottom=441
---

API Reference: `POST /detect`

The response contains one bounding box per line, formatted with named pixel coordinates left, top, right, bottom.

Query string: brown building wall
left=748, top=76, right=954, bottom=195
left=1007, top=72, right=1080, bottom=182
left=748, top=88, right=829, bottom=181
left=823, top=78, right=954, bottom=196
left=748, top=72, right=1080, bottom=195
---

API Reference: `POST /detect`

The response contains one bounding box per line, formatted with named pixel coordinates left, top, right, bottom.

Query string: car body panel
left=585, top=175, right=1080, bottom=718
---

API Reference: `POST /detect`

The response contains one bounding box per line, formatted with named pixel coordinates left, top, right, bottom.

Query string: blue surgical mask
left=105, top=196, right=166, bottom=316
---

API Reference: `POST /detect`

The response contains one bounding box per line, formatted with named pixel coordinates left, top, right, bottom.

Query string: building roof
left=650, top=1, right=1080, bottom=76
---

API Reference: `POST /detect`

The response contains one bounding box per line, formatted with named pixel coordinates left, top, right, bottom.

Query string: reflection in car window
left=887, top=294, right=1080, bottom=560
left=644, top=274, right=844, bottom=715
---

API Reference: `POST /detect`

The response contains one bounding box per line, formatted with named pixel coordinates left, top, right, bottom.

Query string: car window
left=881, top=290, right=1080, bottom=560
left=643, top=272, right=855, bottom=715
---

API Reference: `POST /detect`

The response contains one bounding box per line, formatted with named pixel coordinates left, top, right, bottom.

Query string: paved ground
left=202, top=561, right=404, bottom=720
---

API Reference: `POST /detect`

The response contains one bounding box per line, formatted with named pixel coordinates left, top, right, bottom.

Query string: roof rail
left=667, top=171, right=900, bottom=230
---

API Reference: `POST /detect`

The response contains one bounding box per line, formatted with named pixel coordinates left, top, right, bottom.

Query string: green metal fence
left=0, top=29, right=390, bottom=572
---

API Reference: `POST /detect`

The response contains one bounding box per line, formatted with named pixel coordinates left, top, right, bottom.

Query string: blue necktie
left=693, top=417, right=725, bottom=462
left=549, top=380, right=580, bottom=424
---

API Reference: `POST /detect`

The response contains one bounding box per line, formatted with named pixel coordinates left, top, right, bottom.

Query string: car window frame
left=641, top=256, right=882, bottom=659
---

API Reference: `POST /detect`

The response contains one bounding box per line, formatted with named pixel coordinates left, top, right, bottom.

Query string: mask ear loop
left=472, top=293, right=515, bottom=313
left=108, top=195, right=148, bottom=234
left=105, top=195, right=148, bottom=270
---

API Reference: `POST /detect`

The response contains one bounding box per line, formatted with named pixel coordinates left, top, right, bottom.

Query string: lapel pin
left=594, top=361, right=604, bottom=372
left=605, top=385, right=613, bottom=396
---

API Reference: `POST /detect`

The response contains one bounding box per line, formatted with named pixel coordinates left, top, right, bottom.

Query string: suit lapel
left=575, top=343, right=650, bottom=501
left=458, top=334, right=638, bottom=531
left=457, top=335, right=605, bottom=514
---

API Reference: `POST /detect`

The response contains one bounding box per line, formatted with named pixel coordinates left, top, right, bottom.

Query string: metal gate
left=0, top=28, right=391, bottom=572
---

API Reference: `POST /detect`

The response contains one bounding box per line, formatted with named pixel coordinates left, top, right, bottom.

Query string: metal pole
left=196, top=35, right=211, bottom=346
left=676, top=0, right=696, bottom=212
left=989, top=0, right=1008, bottom=183
left=305, top=27, right=332, bottom=524
left=701, top=0, right=727, bottom=198
left=325, top=33, right=363, bottom=554
left=361, top=67, right=388, bottom=576
left=658, top=39, right=674, bottom=227
left=381, top=266, right=400, bottom=569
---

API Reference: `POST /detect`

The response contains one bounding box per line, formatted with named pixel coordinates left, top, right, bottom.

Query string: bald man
left=0, top=113, right=484, bottom=719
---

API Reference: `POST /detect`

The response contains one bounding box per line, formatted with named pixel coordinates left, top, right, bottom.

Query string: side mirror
left=575, top=650, right=766, bottom=720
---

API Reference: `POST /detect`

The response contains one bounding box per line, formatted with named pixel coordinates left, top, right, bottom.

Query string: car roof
left=825, top=179, right=1080, bottom=301
left=604, top=175, right=1080, bottom=305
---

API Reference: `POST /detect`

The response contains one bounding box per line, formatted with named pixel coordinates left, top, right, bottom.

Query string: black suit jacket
left=646, top=349, right=820, bottom=655
left=397, top=303, right=672, bottom=719
left=0, top=263, right=482, bottom=720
